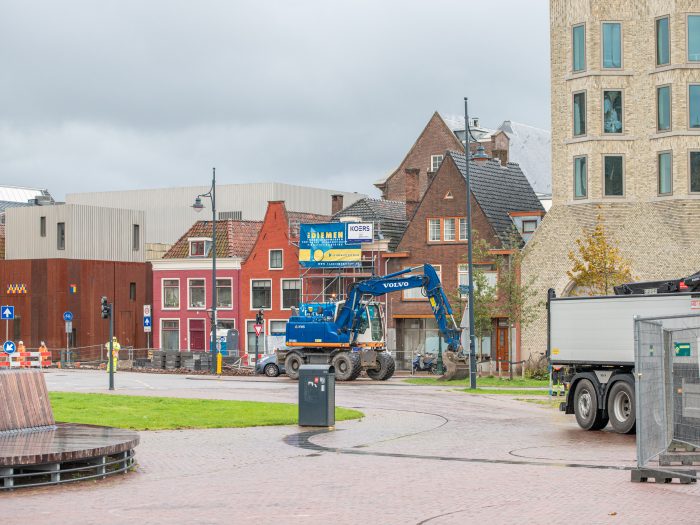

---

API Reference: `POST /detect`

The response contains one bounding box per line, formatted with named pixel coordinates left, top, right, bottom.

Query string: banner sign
left=346, top=222, right=373, bottom=243
left=299, top=223, right=361, bottom=268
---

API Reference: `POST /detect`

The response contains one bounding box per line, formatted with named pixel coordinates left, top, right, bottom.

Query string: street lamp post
left=464, top=98, right=477, bottom=390
left=193, top=167, right=218, bottom=374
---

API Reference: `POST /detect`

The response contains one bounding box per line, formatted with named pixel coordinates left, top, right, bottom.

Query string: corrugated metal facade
left=65, top=182, right=366, bottom=244
left=6, top=204, right=145, bottom=262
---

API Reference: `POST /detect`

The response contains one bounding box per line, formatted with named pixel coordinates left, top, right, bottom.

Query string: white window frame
left=430, top=154, right=444, bottom=172
left=269, top=249, right=284, bottom=270
left=187, top=277, right=207, bottom=310
left=188, top=237, right=211, bottom=257
left=250, top=279, right=273, bottom=310
left=280, top=278, right=301, bottom=310
left=428, top=219, right=441, bottom=242
left=217, top=318, right=236, bottom=331
left=161, top=277, right=180, bottom=310
left=458, top=264, right=469, bottom=299
left=443, top=218, right=456, bottom=241
left=459, top=218, right=468, bottom=241
left=160, top=318, right=180, bottom=351
left=216, top=277, right=233, bottom=310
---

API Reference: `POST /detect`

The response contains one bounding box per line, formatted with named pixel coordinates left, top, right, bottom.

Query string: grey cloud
left=0, top=0, right=550, bottom=199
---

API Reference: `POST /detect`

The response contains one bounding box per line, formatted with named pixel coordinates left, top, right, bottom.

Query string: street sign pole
left=109, top=302, right=114, bottom=391
left=255, top=334, right=259, bottom=367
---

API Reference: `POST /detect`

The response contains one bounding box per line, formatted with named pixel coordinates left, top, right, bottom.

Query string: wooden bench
left=0, top=369, right=55, bottom=433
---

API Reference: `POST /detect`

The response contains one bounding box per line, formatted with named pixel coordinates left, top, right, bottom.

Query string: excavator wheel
left=366, top=352, right=396, bottom=381
left=440, top=351, right=470, bottom=381
left=284, top=353, right=304, bottom=380
left=332, top=352, right=362, bottom=381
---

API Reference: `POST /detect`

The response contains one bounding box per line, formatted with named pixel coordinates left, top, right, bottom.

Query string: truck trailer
left=549, top=289, right=700, bottom=433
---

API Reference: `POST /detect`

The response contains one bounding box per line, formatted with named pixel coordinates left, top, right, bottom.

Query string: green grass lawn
left=404, top=375, right=548, bottom=388
left=49, top=392, right=363, bottom=431
left=460, top=388, right=548, bottom=396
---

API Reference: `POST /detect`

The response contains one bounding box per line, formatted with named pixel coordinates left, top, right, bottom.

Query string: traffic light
left=256, top=309, right=264, bottom=325
left=101, top=296, right=111, bottom=319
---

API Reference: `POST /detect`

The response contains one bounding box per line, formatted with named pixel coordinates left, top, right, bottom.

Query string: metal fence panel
left=634, top=313, right=700, bottom=482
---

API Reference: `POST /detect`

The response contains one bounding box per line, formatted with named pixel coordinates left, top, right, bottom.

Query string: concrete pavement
left=2, top=369, right=698, bottom=524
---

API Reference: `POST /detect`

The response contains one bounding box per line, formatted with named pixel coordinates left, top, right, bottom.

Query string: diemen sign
left=299, top=223, right=361, bottom=268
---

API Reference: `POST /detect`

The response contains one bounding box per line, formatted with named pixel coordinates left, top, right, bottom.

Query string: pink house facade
left=151, top=219, right=262, bottom=352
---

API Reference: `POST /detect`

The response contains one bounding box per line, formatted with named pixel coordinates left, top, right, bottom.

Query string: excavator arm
left=335, top=264, right=468, bottom=379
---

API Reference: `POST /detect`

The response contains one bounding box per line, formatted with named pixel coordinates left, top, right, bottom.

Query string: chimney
left=331, top=194, right=344, bottom=215
left=405, top=168, right=420, bottom=219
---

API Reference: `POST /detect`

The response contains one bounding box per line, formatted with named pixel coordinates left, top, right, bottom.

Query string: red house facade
left=151, top=220, right=261, bottom=352
left=239, top=201, right=328, bottom=358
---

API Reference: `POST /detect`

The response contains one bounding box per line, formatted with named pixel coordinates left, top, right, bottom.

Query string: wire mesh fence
left=634, top=313, right=700, bottom=483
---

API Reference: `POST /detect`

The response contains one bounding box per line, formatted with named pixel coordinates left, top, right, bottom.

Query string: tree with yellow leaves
left=567, top=215, right=633, bottom=296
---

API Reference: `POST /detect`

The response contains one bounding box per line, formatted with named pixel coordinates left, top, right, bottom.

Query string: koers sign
left=347, top=223, right=373, bottom=243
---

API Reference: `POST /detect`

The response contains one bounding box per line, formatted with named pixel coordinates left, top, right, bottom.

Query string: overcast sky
left=0, top=0, right=550, bottom=200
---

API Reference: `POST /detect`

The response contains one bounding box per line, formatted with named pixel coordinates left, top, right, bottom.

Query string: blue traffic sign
left=3, top=341, right=15, bottom=355
left=143, top=316, right=152, bottom=327
left=1, top=306, right=14, bottom=320
left=63, top=311, right=73, bottom=322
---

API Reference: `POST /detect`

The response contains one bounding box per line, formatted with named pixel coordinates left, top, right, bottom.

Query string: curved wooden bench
left=0, top=369, right=55, bottom=433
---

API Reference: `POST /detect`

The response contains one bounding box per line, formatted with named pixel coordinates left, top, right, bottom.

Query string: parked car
left=255, top=353, right=285, bottom=377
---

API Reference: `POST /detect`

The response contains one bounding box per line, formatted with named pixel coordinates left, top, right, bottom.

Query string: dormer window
left=189, top=238, right=212, bottom=257
left=431, top=155, right=444, bottom=172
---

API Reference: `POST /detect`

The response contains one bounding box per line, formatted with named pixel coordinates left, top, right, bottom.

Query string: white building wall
left=66, top=182, right=365, bottom=245
left=6, top=204, right=145, bottom=262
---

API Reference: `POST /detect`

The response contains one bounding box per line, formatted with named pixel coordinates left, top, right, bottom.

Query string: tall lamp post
left=192, top=167, right=218, bottom=374
left=464, top=98, right=477, bottom=390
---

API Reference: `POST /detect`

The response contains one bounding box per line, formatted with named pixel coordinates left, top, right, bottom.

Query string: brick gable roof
left=163, top=219, right=263, bottom=259
left=448, top=151, right=544, bottom=243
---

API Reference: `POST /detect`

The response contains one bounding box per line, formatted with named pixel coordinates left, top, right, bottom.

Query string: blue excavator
left=277, top=264, right=469, bottom=381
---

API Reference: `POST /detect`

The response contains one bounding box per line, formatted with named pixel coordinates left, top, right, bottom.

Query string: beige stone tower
left=522, top=0, right=700, bottom=358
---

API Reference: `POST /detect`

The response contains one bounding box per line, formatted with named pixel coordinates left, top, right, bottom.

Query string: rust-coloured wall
left=0, top=259, right=152, bottom=353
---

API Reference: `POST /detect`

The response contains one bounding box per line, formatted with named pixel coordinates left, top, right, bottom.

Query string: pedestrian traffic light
left=256, top=309, right=264, bottom=325
left=101, top=296, right=111, bottom=319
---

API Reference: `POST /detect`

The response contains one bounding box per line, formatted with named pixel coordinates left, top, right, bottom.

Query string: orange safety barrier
left=0, top=348, right=52, bottom=369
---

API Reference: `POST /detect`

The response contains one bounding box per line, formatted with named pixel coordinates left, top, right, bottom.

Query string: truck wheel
left=332, top=352, right=361, bottom=381
left=366, top=352, right=395, bottom=381
left=607, top=381, right=636, bottom=434
left=284, top=353, right=304, bottom=380
left=574, top=379, right=608, bottom=431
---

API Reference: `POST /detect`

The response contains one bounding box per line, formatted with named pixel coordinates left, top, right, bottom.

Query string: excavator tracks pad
left=440, top=351, right=470, bottom=381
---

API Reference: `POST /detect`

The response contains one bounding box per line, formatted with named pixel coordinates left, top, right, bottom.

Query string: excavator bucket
left=440, top=351, right=470, bottom=381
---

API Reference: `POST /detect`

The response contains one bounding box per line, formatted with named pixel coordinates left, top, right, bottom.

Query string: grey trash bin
left=298, top=364, right=335, bottom=427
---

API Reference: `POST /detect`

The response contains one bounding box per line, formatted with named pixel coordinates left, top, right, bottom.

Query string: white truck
left=549, top=273, right=700, bottom=434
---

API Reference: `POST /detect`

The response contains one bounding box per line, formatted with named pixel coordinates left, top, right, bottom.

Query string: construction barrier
left=0, top=349, right=52, bottom=369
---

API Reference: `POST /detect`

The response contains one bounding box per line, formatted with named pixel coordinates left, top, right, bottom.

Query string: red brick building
left=0, top=259, right=151, bottom=354
left=375, top=112, right=510, bottom=203
left=239, top=201, right=327, bottom=358
left=387, top=151, right=543, bottom=370
left=151, top=219, right=261, bottom=352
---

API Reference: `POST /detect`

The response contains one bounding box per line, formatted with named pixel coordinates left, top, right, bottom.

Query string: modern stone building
left=522, top=0, right=700, bottom=358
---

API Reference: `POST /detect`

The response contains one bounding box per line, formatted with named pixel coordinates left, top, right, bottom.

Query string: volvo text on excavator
left=276, top=264, right=469, bottom=381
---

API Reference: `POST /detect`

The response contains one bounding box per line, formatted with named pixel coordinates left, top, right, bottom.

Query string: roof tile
left=164, top=219, right=263, bottom=259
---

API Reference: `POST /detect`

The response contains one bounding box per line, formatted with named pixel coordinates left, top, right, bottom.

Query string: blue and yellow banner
left=299, top=223, right=362, bottom=268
